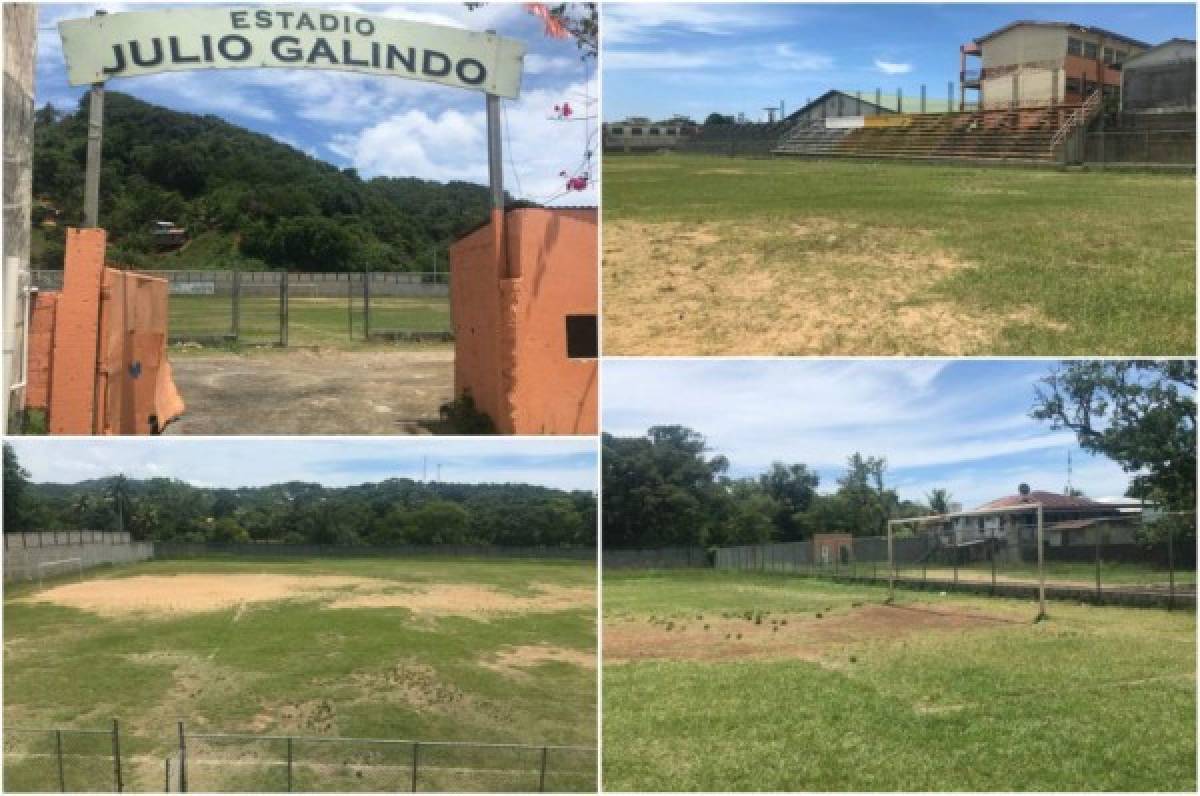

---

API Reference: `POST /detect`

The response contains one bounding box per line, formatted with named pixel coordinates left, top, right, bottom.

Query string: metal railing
left=3, top=722, right=596, bottom=793
left=30, top=270, right=453, bottom=346
left=1050, top=90, right=1102, bottom=150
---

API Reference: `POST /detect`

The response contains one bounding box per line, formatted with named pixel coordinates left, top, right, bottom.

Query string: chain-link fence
left=30, top=270, right=452, bottom=347
left=3, top=722, right=596, bottom=793
left=714, top=512, right=1196, bottom=610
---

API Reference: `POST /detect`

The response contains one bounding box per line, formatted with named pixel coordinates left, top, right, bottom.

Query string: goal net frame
left=886, top=502, right=1046, bottom=620
left=35, top=557, right=84, bottom=588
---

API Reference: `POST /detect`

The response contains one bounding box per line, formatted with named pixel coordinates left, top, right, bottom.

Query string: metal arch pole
left=1036, top=503, right=1047, bottom=621
left=82, top=11, right=108, bottom=228
left=83, top=83, right=105, bottom=227
left=485, top=85, right=508, bottom=278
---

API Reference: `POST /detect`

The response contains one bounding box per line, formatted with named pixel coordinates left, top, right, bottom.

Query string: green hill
left=32, top=92, right=505, bottom=273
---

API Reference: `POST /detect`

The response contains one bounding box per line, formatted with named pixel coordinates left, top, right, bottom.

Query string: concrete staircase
left=773, top=102, right=1096, bottom=163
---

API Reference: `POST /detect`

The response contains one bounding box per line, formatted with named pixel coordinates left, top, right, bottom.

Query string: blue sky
left=7, top=438, right=599, bottom=492
left=34, top=2, right=597, bottom=204
left=603, top=2, right=1196, bottom=121
left=601, top=359, right=1158, bottom=509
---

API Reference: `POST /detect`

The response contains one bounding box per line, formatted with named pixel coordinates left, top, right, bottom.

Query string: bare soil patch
left=167, top=347, right=452, bottom=435
left=481, top=644, right=596, bottom=678
left=604, top=603, right=1016, bottom=664
left=26, top=575, right=594, bottom=620
left=327, top=583, right=594, bottom=617
left=23, top=574, right=378, bottom=617
left=603, top=219, right=1063, bottom=355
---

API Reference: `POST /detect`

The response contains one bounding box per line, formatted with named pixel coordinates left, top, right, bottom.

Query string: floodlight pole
left=82, top=11, right=107, bottom=228
left=1035, top=503, right=1047, bottom=621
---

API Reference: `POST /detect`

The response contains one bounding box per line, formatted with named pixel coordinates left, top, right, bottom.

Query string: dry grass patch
left=603, top=218, right=1064, bottom=355
left=481, top=645, right=596, bottom=679
left=326, top=583, right=594, bottom=617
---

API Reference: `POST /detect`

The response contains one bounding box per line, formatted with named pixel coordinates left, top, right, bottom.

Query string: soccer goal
left=887, top=503, right=1046, bottom=620
left=35, top=557, right=84, bottom=588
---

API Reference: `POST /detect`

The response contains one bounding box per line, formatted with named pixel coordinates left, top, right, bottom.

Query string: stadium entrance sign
left=58, top=7, right=526, bottom=98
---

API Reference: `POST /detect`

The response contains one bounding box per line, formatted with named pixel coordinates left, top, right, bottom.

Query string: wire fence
left=714, top=513, right=1196, bottom=610
left=29, top=270, right=453, bottom=347
left=3, top=722, right=596, bottom=793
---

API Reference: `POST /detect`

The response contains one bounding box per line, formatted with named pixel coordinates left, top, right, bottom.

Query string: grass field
left=603, top=569, right=1196, bottom=791
left=170, top=295, right=452, bottom=348
left=3, top=557, right=596, bottom=792
left=603, top=155, right=1195, bottom=355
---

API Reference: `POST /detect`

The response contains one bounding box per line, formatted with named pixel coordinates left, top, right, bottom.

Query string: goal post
left=35, top=557, right=84, bottom=588
left=887, top=503, right=1046, bottom=619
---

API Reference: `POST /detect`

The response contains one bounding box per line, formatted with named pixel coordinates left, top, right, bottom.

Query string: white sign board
left=58, top=7, right=526, bottom=98
left=169, top=282, right=216, bottom=295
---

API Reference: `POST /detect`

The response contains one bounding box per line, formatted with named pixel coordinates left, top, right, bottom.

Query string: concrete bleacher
left=774, top=104, right=1090, bottom=163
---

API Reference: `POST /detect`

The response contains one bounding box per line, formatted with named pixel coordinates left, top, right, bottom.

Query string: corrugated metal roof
left=974, top=20, right=1150, bottom=50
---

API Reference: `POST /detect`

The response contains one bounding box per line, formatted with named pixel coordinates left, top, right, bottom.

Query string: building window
left=1114, top=50, right=1127, bottom=65
left=610, top=127, right=624, bottom=135
left=1065, top=77, right=1082, bottom=94
left=666, top=128, right=677, bottom=135
left=649, top=128, right=661, bottom=135
left=1084, top=41, right=1098, bottom=59
left=630, top=127, right=643, bottom=136
left=1067, top=37, right=1083, bottom=56
left=565, top=315, right=598, bottom=359
left=1103, top=47, right=1115, bottom=65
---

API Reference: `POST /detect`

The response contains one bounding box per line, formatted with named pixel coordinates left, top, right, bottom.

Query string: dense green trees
left=3, top=448, right=596, bottom=548
left=1031, top=360, right=1197, bottom=512
left=602, top=427, right=929, bottom=549
left=31, top=92, right=500, bottom=272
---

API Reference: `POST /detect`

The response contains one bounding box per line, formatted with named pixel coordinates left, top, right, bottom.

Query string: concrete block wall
left=3, top=531, right=153, bottom=583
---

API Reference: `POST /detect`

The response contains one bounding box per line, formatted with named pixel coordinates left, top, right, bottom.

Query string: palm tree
left=926, top=488, right=952, bottom=516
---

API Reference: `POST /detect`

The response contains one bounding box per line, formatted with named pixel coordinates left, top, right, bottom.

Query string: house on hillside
left=151, top=220, right=187, bottom=250
left=959, top=21, right=1150, bottom=109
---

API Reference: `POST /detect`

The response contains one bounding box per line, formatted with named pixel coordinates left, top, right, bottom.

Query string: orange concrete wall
left=48, top=228, right=106, bottom=434
left=450, top=211, right=509, bottom=428
left=95, top=269, right=184, bottom=434
left=24, top=292, right=58, bottom=410
left=33, top=227, right=183, bottom=435
left=450, top=208, right=598, bottom=435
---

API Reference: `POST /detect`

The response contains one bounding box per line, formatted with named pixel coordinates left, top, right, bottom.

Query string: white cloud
left=525, top=53, right=581, bottom=76
left=329, top=79, right=598, bottom=205
left=874, top=58, right=913, bottom=75
left=603, top=49, right=723, bottom=71
left=603, top=3, right=782, bottom=45
left=770, top=44, right=834, bottom=72
left=601, top=360, right=1133, bottom=507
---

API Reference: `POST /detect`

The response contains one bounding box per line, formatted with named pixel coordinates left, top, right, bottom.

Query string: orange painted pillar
left=48, top=228, right=106, bottom=434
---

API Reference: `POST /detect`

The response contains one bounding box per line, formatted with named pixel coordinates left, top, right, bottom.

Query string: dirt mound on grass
left=604, top=603, right=1017, bottom=664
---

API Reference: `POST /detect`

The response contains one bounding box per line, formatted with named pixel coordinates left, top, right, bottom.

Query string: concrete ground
left=164, top=345, right=453, bottom=435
